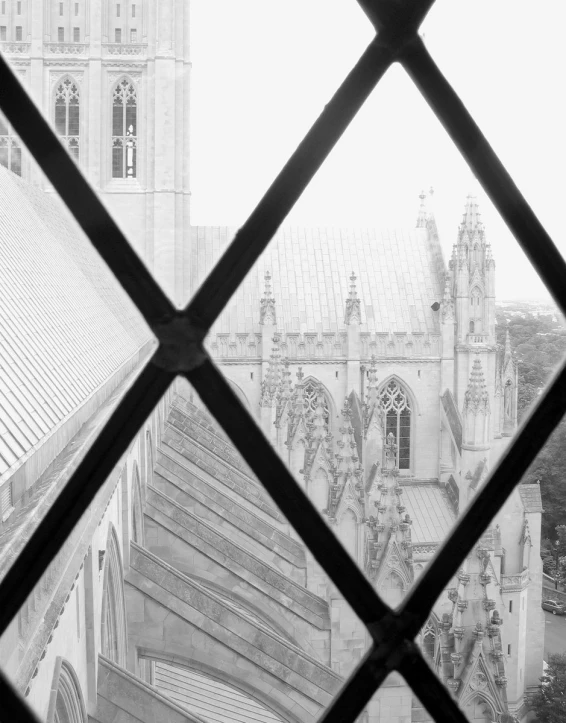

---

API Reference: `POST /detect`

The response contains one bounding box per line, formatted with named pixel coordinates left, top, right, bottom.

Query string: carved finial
left=464, top=357, right=490, bottom=413
left=417, top=189, right=427, bottom=228
left=344, top=271, right=361, bottom=325
left=504, top=328, right=512, bottom=359
left=260, top=334, right=282, bottom=407
left=260, top=271, right=277, bottom=325
left=296, top=366, right=304, bottom=382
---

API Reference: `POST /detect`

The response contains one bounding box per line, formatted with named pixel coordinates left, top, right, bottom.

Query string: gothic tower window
left=0, top=114, right=22, bottom=175
left=380, top=379, right=411, bottom=470
left=55, top=78, right=80, bottom=162
left=112, top=78, right=137, bottom=179
left=470, top=286, right=483, bottom=332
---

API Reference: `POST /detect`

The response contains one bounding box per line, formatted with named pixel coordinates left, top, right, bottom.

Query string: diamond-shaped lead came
left=0, top=2, right=564, bottom=723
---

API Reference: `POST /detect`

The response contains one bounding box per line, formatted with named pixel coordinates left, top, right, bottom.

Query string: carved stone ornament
left=469, top=672, right=488, bottom=691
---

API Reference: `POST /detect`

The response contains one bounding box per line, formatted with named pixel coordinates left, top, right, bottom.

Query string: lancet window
left=0, top=114, right=22, bottom=175
left=421, top=618, right=437, bottom=662
left=112, top=78, right=137, bottom=179
left=380, top=379, right=411, bottom=469
left=55, top=78, right=80, bottom=162
left=47, top=659, right=87, bottom=723
left=303, top=380, right=330, bottom=426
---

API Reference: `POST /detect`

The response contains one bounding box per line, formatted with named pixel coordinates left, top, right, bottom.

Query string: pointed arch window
left=303, top=380, right=330, bottom=426
left=380, top=379, right=411, bottom=469
left=55, top=78, right=80, bottom=162
left=100, top=527, right=127, bottom=665
left=421, top=617, right=437, bottom=662
left=0, top=114, right=22, bottom=175
left=47, top=658, right=87, bottom=723
left=112, top=78, right=137, bottom=179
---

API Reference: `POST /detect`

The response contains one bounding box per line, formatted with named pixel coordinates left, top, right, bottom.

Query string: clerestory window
left=380, top=379, right=411, bottom=470
left=54, top=78, right=80, bottom=161
left=112, top=78, right=137, bottom=179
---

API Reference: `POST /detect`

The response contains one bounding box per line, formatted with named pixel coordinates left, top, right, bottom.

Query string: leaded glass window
left=55, top=78, right=80, bottom=161
left=380, top=379, right=411, bottom=470
left=0, top=114, right=21, bottom=175
left=112, top=78, right=137, bottom=179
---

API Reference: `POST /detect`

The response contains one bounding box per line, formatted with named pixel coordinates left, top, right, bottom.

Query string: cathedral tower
left=450, top=195, right=497, bottom=447
left=1, top=0, right=191, bottom=304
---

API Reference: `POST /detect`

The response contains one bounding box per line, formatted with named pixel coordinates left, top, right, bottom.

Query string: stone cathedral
left=0, top=3, right=544, bottom=723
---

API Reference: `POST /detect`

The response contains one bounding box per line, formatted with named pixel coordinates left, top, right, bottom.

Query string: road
left=544, top=609, right=566, bottom=660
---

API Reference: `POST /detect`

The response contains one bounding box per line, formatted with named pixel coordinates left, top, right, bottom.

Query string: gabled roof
left=191, top=225, right=445, bottom=334
left=518, top=484, right=543, bottom=513
left=0, top=168, right=150, bottom=480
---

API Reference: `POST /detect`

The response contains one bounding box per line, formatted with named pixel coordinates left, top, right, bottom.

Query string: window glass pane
left=11, top=144, right=21, bottom=176
left=57, top=26, right=64, bottom=41
left=0, top=26, right=6, bottom=40
left=54, top=103, right=67, bottom=136
left=112, top=103, right=123, bottom=138
left=68, top=103, right=79, bottom=136
left=15, top=26, right=22, bottom=40
left=112, top=139, right=123, bottom=178
left=130, top=28, right=136, bottom=42
left=73, top=26, right=79, bottom=42
left=114, top=27, right=121, bottom=42
left=132, top=3, right=135, bottom=17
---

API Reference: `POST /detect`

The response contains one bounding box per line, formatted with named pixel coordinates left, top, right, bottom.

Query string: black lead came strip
left=0, top=0, right=564, bottom=720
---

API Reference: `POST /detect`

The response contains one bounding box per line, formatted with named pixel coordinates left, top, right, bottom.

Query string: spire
left=287, top=367, right=308, bottom=441
left=344, top=271, right=361, bottom=325
left=464, top=357, right=490, bottom=413
left=309, top=385, right=328, bottom=441
left=260, top=271, right=277, bottom=325
left=504, top=328, right=512, bottom=362
left=275, top=357, right=293, bottom=427
left=366, top=355, right=380, bottom=410
left=260, top=335, right=281, bottom=407
left=335, top=398, right=359, bottom=478
left=416, top=189, right=427, bottom=228
left=461, top=194, right=482, bottom=233
left=441, top=273, right=455, bottom=322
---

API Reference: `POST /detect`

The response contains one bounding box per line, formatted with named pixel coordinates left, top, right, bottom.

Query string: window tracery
left=0, top=114, right=22, bottom=175
left=380, top=379, right=411, bottom=469
left=421, top=617, right=437, bottom=662
left=112, top=78, right=137, bottom=179
left=303, top=380, right=330, bottom=425
left=55, top=78, right=80, bottom=162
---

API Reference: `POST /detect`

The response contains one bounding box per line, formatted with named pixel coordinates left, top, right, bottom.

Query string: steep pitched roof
left=518, top=484, right=543, bottom=513
left=191, top=225, right=445, bottom=334
left=0, top=168, right=150, bottom=480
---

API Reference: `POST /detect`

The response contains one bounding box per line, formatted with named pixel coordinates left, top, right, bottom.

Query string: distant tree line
left=495, top=310, right=566, bottom=542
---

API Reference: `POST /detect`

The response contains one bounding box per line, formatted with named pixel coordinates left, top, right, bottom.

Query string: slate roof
left=518, top=484, right=544, bottom=513
left=401, top=483, right=457, bottom=544
left=191, top=225, right=445, bottom=335
left=0, top=167, right=150, bottom=480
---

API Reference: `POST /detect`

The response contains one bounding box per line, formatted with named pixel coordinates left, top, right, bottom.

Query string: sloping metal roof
left=0, top=167, right=150, bottom=479
left=402, top=483, right=456, bottom=544
left=518, top=484, right=543, bottom=513
left=154, top=662, right=283, bottom=723
left=191, top=225, right=445, bottom=335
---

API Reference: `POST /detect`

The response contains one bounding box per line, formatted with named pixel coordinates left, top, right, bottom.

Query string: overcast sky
left=190, top=1, right=565, bottom=301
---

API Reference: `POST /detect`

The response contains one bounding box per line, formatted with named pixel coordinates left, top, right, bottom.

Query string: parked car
left=542, top=599, right=565, bottom=615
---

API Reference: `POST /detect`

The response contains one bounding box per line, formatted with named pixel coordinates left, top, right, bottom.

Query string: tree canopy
left=496, top=310, right=566, bottom=540
left=530, top=653, right=566, bottom=723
